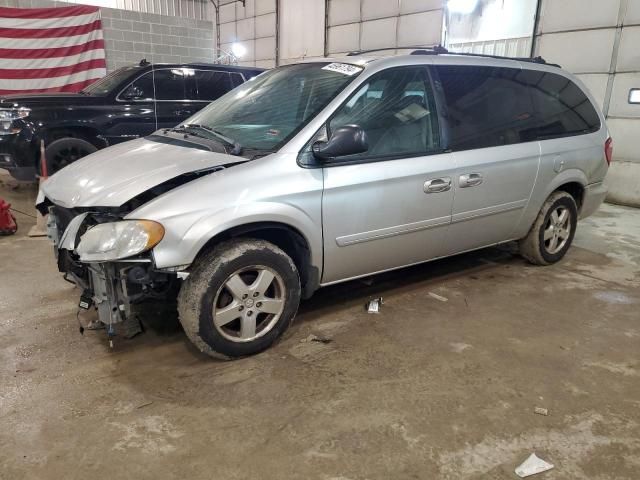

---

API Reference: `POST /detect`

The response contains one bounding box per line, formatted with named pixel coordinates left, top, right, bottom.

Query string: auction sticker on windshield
left=322, top=63, right=363, bottom=76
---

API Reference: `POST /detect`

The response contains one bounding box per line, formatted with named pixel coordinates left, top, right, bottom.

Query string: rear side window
left=153, top=69, right=187, bottom=100
left=435, top=66, right=537, bottom=151
left=435, top=65, right=601, bottom=152
left=522, top=70, right=600, bottom=139
left=190, top=70, right=233, bottom=101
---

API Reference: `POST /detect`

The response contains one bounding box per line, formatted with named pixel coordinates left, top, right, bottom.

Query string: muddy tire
left=177, top=238, right=301, bottom=359
left=45, top=137, right=97, bottom=175
left=519, top=191, right=578, bottom=266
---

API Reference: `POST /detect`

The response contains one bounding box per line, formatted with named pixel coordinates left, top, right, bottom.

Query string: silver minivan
left=38, top=51, right=611, bottom=358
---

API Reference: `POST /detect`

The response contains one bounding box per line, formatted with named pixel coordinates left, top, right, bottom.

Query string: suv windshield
left=186, top=62, right=363, bottom=151
left=81, top=66, right=141, bottom=96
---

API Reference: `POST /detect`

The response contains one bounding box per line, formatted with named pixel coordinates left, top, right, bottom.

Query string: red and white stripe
left=0, top=5, right=106, bottom=95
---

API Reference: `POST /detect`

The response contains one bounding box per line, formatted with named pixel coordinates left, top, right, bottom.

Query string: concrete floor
left=1, top=173, right=639, bottom=480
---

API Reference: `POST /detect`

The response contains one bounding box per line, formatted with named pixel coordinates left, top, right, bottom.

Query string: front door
left=104, top=71, right=157, bottom=144
left=433, top=65, right=541, bottom=254
left=321, top=66, right=455, bottom=284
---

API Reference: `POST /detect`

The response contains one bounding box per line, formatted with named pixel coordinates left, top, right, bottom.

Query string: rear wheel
left=45, top=137, right=97, bottom=174
left=177, top=238, right=301, bottom=359
left=519, top=191, right=578, bottom=265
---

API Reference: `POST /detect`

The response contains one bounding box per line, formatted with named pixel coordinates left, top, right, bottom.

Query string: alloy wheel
left=543, top=206, right=571, bottom=255
left=212, top=265, right=286, bottom=342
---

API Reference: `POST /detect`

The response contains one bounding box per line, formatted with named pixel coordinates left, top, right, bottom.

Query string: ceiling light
left=231, top=42, right=246, bottom=58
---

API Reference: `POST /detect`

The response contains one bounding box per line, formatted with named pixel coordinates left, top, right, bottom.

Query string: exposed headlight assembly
left=76, top=220, right=164, bottom=262
left=0, top=107, right=30, bottom=135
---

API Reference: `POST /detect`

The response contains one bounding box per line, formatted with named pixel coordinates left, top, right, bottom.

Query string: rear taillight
left=605, top=137, right=613, bottom=166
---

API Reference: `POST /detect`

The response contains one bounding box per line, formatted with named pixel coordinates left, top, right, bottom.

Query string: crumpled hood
left=41, top=137, right=240, bottom=208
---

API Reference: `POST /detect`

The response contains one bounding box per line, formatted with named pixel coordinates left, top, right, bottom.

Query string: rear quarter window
left=522, top=70, right=601, bottom=139
left=434, top=65, right=601, bottom=152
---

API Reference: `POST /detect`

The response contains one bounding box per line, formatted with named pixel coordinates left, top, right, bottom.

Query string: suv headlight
left=0, top=107, right=30, bottom=135
left=76, top=220, right=164, bottom=262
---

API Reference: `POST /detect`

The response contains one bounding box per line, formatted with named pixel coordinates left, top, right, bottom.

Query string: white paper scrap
left=515, top=453, right=554, bottom=478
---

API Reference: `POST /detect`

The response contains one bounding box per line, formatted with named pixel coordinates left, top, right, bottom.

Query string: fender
left=149, top=201, right=324, bottom=273
left=513, top=168, right=588, bottom=239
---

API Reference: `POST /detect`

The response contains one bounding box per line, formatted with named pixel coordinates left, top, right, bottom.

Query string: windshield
left=81, top=67, right=141, bottom=96
left=185, top=62, right=363, bottom=151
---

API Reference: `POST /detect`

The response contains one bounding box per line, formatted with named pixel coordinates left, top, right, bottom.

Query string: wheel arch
left=554, top=181, right=585, bottom=212
left=42, top=125, right=107, bottom=149
left=192, top=221, right=320, bottom=299
left=515, top=169, right=588, bottom=239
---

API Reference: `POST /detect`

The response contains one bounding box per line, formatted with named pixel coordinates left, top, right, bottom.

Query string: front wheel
left=45, top=137, right=97, bottom=175
left=519, top=191, right=578, bottom=265
left=178, top=239, right=301, bottom=359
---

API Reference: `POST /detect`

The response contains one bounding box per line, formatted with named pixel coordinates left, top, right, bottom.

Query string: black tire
left=177, top=238, right=301, bottom=359
left=519, top=191, right=578, bottom=265
left=45, top=137, right=97, bottom=174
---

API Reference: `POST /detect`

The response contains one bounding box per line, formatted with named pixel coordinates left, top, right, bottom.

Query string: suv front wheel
left=178, top=238, right=301, bottom=359
left=519, top=190, right=578, bottom=265
left=45, top=137, right=98, bottom=174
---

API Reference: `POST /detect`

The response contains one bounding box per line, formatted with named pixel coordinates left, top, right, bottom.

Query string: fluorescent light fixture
left=231, top=42, right=246, bottom=58
left=629, top=88, right=640, bottom=104
left=448, top=0, right=479, bottom=14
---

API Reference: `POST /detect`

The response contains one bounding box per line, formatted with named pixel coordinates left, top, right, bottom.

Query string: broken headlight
left=76, top=220, right=164, bottom=262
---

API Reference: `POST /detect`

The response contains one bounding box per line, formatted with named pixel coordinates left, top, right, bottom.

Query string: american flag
left=0, top=5, right=106, bottom=95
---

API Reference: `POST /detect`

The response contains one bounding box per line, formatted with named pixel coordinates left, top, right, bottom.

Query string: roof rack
left=346, top=45, right=560, bottom=68
left=410, top=46, right=560, bottom=67
left=346, top=45, right=446, bottom=56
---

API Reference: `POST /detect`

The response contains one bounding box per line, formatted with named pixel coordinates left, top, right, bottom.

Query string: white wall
left=216, top=0, right=446, bottom=66
left=218, top=0, right=278, bottom=68
left=445, top=0, right=536, bottom=57
left=279, top=0, right=325, bottom=64
left=47, top=0, right=212, bottom=21
left=535, top=0, right=640, bottom=207
left=447, top=0, right=537, bottom=44
left=326, top=0, right=444, bottom=56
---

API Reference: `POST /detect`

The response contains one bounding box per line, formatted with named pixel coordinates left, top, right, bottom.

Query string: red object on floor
left=0, top=198, right=17, bottom=235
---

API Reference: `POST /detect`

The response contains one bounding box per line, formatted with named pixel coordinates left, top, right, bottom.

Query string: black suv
left=0, top=62, right=264, bottom=180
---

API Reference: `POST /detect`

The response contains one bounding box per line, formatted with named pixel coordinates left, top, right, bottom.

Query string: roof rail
left=410, top=47, right=560, bottom=67
left=346, top=45, right=560, bottom=67
left=346, top=45, right=445, bottom=56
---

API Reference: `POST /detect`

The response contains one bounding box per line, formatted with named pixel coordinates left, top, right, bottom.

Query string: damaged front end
left=46, top=204, right=181, bottom=338
left=35, top=135, right=258, bottom=341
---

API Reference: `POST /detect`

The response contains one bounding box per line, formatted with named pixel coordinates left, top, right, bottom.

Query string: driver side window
left=122, top=72, right=154, bottom=101
left=329, top=66, right=440, bottom=159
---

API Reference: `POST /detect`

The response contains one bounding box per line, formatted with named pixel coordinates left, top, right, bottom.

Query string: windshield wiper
left=181, top=124, right=243, bottom=155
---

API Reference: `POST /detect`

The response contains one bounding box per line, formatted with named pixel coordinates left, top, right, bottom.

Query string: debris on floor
left=366, top=297, right=383, bottom=313
left=300, top=334, right=332, bottom=344
left=515, top=453, right=554, bottom=478
left=534, top=407, right=549, bottom=416
left=428, top=292, right=448, bottom=302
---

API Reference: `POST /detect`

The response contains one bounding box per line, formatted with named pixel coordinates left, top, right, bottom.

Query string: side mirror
left=312, top=124, right=368, bottom=160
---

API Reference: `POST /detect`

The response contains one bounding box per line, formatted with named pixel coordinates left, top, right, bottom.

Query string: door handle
left=174, top=110, right=192, bottom=116
left=424, top=177, right=452, bottom=194
left=459, top=173, right=483, bottom=188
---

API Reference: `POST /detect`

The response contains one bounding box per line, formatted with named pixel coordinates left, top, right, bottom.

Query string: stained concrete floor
left=0, top=173, right=639, bottom=480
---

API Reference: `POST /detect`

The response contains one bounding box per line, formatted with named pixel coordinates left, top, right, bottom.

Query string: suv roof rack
left=410, top=46, right=560, bottom=67
left=346, top=45, right=560, bottom=68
